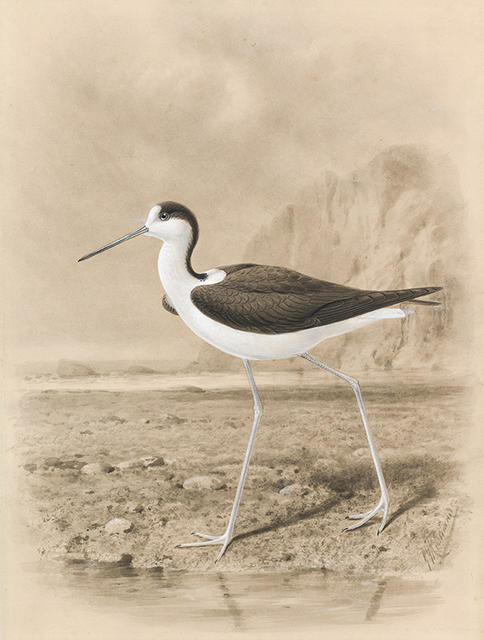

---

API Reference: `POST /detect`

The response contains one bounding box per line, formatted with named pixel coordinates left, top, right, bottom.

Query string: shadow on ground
left=238, top=454, right=456, bottom=540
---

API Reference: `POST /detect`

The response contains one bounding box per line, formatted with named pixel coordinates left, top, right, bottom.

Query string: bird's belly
left=176, top=298, right=405, bottom=360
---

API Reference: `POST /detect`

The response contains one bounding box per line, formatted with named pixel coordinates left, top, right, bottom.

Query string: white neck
left=158, top=238, right=199, bottom=293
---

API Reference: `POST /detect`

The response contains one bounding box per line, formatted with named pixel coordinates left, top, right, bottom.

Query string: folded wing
left=190, top=264, right=441, bottom=334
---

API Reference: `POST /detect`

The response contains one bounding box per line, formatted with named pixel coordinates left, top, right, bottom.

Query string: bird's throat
left=157, top=239, right=206, bottom=308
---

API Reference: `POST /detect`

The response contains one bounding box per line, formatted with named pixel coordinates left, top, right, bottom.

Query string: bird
left=78, top=201, right=442, bottom=561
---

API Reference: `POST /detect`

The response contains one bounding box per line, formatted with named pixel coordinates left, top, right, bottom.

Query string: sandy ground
left=13, top=373, right=469, bottom=574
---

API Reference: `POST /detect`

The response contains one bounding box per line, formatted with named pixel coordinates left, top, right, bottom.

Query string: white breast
left=157, top=246, right=409, bottom=361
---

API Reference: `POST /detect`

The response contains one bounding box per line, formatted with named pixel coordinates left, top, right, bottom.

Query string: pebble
left=279, top=483, right=309, bottom=496
left=98, top=553, right=133, bottom=566
left=81, top=462, right=115, bottom=475
left=279, top=483, right=299, bottom=495
left=126, top=503, right=144, bottom=513
left=143, top=456, right=165, bottom=468
left=116, top=459, right=144, bottom=470
left=182, top=476, right=225, bottom=491
left=43, top=457, right=61, bottom=467
left=115, top=456, right=165, bottom=470
left=105, top=518, right=133, bottom=534
left=161, top=413, right=187, bottom=425
left=44, top=457, right=85, bottom=470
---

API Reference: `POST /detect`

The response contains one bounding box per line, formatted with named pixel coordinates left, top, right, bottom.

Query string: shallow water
left=35, top=563, right=440, bottom=633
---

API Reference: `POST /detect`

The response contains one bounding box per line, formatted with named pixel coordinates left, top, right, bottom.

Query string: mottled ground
left=14, top=373, right=469, bottom=574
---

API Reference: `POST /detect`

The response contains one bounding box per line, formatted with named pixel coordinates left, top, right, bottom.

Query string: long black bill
left=78, top=225, right=148, bottom=262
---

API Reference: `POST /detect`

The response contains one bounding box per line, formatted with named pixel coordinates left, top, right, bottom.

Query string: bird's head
left=78, top=201, right=199, bottom=262
left=145, top=202, right=199, bottom=245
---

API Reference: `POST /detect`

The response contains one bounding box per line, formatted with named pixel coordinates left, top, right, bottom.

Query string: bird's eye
left=159, top=211, right=169, bottom=221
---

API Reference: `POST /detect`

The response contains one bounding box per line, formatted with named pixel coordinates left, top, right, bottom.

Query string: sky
left=1, top=0, right=480, bottom=367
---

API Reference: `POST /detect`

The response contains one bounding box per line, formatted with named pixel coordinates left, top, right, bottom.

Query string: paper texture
left=1, top=1, right=482, bottom=638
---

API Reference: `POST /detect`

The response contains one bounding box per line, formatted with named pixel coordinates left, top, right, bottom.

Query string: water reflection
left=33, top=562, right=440, bottom=632
left=365, top=579, right=387, bottom=621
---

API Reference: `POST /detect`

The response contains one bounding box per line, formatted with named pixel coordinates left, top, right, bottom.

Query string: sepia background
left=1, top=1, right=483, bottom=639
left=1, top=0, right=475, bottom=373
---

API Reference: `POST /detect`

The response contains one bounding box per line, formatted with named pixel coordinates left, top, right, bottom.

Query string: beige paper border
left=1, top=1, right=483, bottom=638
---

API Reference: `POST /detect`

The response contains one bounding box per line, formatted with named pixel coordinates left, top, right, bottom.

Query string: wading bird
left=79, top=201, right=441, bottom=561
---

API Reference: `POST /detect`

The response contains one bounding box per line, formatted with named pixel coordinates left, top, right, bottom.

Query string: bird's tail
left=377, top=286, right=442, bottom=307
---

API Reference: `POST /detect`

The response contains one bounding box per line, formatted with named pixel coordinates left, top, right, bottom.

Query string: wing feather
left=191, top=264, right=441, bottom=334
left=162, top=294, right=178, bottom=316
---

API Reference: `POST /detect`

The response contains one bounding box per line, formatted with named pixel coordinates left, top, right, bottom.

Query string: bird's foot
left=343, top=492, right=389, bottom=534
left=176, top=529, right=234, bottom=562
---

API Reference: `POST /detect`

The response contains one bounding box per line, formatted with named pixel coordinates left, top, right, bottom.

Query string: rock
left=105, top=518, right=133, bottom=534
left=160, top=413, right=187, bottom=425
left=126, top=503, right=144, bottom=513
left=66, top=534, right=89, bottom=551
left=116, top=459, right=144, bottom=470
left=100, top=553, right=133, bottom=567
left=126, top=365, right=159, bottom=375
left=44, top=456, right=61, bottom=467
left=182, top=476, right=225, bottom=491
left=115, top=456, right=165, bottom=470
left=23, top=463, right=37, bottom=473
left=81, top=462, right=115, bottom=475
left=44, top=457, right=84, bottom=470
left=143, top=456, right=165, bottom=468
left=62, top=460, right=85, bottom=470
left=279, top=483, right=309, bottom=496
left=57, top=360, right=98, bottom=378
left=279, top=483, right=299, bottom=495
left=241, top=146, right=464, bottom=374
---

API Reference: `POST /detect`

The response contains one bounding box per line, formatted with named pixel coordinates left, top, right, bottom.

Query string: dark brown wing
left=190, top=264, right=441, bottom=334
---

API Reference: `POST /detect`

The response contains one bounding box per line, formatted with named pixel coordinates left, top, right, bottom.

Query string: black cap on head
left=156, top=202, right=204, bottom=280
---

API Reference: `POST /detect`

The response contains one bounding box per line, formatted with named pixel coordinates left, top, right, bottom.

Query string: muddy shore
left=15, top=374, right=468, bottom=574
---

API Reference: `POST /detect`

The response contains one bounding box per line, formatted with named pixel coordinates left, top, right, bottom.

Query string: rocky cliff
left=198, top=146, right=468, bottom=373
